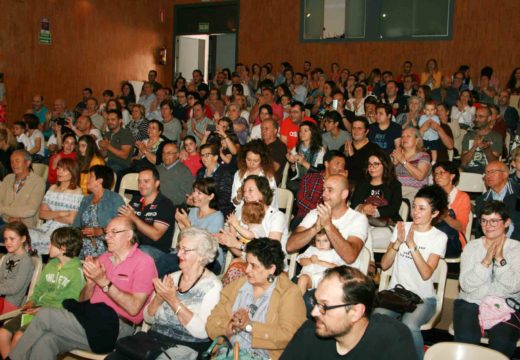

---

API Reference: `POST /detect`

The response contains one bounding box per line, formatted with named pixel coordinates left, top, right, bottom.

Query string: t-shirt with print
left=299, top=208, right=369, bottom=269
left=461, top=130, right=503, bottom=174
left=389, top=222, right=447, bottom=299
left=130, top=192, right=175, bottom=252
left=368, top=122, right=402, bottom=153
left=280, top=117, right=318, bottom=150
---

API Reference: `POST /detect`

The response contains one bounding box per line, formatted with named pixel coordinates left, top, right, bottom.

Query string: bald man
left=287, top=175, right=369, bottom=268
left=475, top=161, right=520, bottom=240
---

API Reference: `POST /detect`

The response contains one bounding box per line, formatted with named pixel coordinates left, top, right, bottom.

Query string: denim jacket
left=73, top=190, right=124, bottom=228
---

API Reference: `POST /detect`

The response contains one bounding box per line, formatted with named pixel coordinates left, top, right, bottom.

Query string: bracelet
left=175, top=304, right=183, bottom=315
left=391, top=246, right=400, bottom=252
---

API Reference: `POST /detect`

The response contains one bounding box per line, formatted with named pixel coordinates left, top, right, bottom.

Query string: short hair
left=178, top=227, right=218, bottom=266
left=324, top=110, right=342, bottom=124
left=364, top=96, right=378, bottom=107
left=432, top=161, right=460, bottom=185
left=242, top=175, right=273, bottom=207
left=199, top=143, right=219, bottom=156
left=511, top=147, right=520, bottom=161
left=245, top=238, right=285, bottom=276
left=13, top=121, right=26, bottom=130
left=192, top=69, right=203, bottom=77
left=23, top=114, right=39, bottom=129
left=193, top=178, right=218, bottom=210
left=407, top=96, right=424, bottom=110
left=13, top=149, right=32, bottom=162
left=259, top=104, right=273, bottom=116
left=149, top=70, right=158, bottom=76
left=86, top=97, right=98, bottom=106
left=107, top=109, right=122, bottom=120
left=261, top=87, right=275, bottom=96
left=83, top=88, right=93, bottom=95
left=148, top=119, right=164, bottom=134
left=102, top=89, right=114, bottom=97
left=57, top=158, right=80, bottom=190
left=192, top=101, right=204, bottom=110
left=376, top=103, right=393, bottom=116
left=415, top=184, right=448, bottom=225
left=89, top=165, right=114, bottom=190
left=140, top=167, right=160, bottom=182
left=404, top=60, right=413, bottom=66
left=242, top=201, right=266, bottom=225
left=352, top=116, right=370, bottom=130
left=323, top=266, right=377, bottom=317
left=50, top=227, right=83, bottom=258
left=323, top=150, right=347, bottom=166
left=160, top=99, right=174, bottom=110
left=290, top=101, right=305, bottom=112
left=480, top=200, right=510, bottom=223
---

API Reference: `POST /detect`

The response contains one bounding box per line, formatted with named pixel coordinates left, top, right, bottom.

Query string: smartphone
left=332, top=99, right=338, bottom=110
left=207, top=124, right=217, bottom=132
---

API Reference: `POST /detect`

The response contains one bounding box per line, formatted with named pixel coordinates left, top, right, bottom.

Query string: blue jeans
left=453, top=299, right=520, bottom=358
left=374, top=297, right=436, bottom=359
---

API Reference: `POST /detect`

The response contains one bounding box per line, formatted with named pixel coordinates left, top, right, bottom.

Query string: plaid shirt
left=296, top=171, right=325, bottom=218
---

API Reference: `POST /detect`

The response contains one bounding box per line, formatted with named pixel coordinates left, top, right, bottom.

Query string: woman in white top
left=23, top=114, right=45, bottom=160
left=450, top=89, right=475, bottom=130
left=346, top=84, right=367, bottom=116
left=375, top=185, right=448, bottom=360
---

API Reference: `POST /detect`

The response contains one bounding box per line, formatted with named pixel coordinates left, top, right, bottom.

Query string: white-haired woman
left=107, top=227, right=222, bottom=360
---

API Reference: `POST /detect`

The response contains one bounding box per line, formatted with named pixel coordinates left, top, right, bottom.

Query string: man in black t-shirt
left=281, top=266, right=416, bottom=360
left=368, top=103, right=402, bottom=154
left=261, top=117, right=287, bottom=185
left=118, top=168, right=175, bottom=263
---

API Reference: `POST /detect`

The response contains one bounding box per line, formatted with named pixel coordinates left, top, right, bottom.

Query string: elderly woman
left=392, top=127, right=431, bottom=205
left=106, top=228, right=222, bottom=360
left=73, top=165, right=124, bottom=258
left=396, top=96, right=424, bottom=129
left=207, top=238, right=306, bottom=360
left=454, top=201, right=520, bottom=358
left=432, top=161, right=471, bottom=258
left=376, top=185, right=448, bottom=359
left=127, top=104, right=149, bottom=142
left=346, top=84, right=367, bottom=116
left=30, top=158, right=84, bottom=254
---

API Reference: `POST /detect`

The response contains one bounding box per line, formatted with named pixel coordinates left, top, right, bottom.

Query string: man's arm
left=119, top=204, right=169, bottom=242
left=286, top=224, right=319, bottom=254
left=323, top=223, right=364, bottom=264
left=107, top=144, right=132, bottom=160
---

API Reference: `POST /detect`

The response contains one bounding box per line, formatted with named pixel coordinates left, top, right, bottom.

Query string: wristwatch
left=102, top=281, right=112, bottom=293
left=245, top=323, right=253, bottom=333
left=499, top=258, right=507, bottom=267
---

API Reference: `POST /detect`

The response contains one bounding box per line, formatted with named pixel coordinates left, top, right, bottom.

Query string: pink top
left=182, top=153, right=202, bottom=177
left=90, top=244, right=157, bottom=324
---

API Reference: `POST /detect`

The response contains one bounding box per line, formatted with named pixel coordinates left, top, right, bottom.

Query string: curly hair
left=237, top=139, right=275, bottom=179
left=246, top=238, right=285, bottom=276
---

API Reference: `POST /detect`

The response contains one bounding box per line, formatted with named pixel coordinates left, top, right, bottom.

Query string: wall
left=1, top=0, right=171, bottom=122
left=236, top=0, right=518, bottom=85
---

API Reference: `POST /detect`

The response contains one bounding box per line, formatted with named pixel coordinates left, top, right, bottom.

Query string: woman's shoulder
left=275, top=273, right=301, bottom=295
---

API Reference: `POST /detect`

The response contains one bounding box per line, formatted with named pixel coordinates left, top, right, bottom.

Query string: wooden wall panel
left=1, top=0, right=171, bottom=122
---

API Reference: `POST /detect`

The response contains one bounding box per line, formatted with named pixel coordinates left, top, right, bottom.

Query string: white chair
left=458, top=172, right=486, bottom=194
left=171, top=221, right=181, bottom=249
left=287, top=253, right=298, bottom=279
left=118, top=173, right=139, bottom=204
left=447, top=149, right=454, bottom=161
left=371, top=201, right=409, bottom=254
left=399, top=200, right=410, bottom=221
left=276, top=188, right=294, bottom=226
left=68, top=349, right=107, bottom=360
left=425, top=342, right=508, bottom=360
left=466, top=210, right=473, bottom=241
left=279, top=163, right=290, bottom=189
left=357, top=246, right=371, bottom=275
left=32, top=163, right=49, bottom=182
left=504, top=131, right=511, bottom=159
left=110, top=172, right=117, bottom=192
left=378, top=259, right=448, bottom=331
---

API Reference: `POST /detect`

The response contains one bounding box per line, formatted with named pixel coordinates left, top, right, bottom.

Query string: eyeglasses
left=201, top=153, right=214, bottom=158
left=433, top=170, right=449, bottom=177
left=175, top=246, right=196, bottom=254
left=367, top=162, right=382, bottom=168
left=485, top=169, right=506, bottom=175
left=310, top=297, right=355, bottom=315
left=479, top=218, right=504, bottom=227
left=163, top=151, right=178, bottom=155
left=104, top=229, right=131, bottom=236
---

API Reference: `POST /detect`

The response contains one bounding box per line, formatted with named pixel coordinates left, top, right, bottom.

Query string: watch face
left=500, top=259, right=507, bottom=267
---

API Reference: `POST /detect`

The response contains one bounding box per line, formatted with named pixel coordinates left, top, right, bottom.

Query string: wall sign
left=39, top=18, right=51, bottom=45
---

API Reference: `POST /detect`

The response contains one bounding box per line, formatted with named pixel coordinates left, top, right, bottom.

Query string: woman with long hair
left=120, top=81, right=136, bottom=105
left=420, top=58, right=442, bottom=89
left=77, top=135, right=104, bottom=194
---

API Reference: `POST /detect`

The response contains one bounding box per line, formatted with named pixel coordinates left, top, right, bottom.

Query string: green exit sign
left=198, top=22, right=209, bottom=32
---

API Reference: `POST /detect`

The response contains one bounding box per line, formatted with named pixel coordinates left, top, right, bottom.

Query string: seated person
left=9, top=217, right=157, bottom=359
left=281, top=266, right=416, bottom=360
left=453, top=201, right=520, bottom=359
left=297, top=229, right=346, bottom=295
left=0, top=227, right=85, bottom=359
left=47, top=133, right=77, bottom=185
left=206, top=238, right=306, bottom=360
left=510, top=147, right=520, bottom=191
left=107, top=228, right=222, bottom=359
left=0, top=150, right=45, bottom=228
left=77, top=135, right=105, bottom=195
left=418, top=101, right=441, bottom=163
left=23, top=114, right=46, bottom=163
left=30, top=159, right=83, bottom=254
left=374, top=185, right=448, bottom=359
left=98, top=109, right=133, bottom=173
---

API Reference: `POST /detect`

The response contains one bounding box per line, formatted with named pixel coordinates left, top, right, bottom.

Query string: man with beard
left=281, top=266, right=416, bottom=360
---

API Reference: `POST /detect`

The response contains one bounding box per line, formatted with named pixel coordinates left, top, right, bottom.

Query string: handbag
left=377, top=284, right=423, bottom=313
left=479, top=296, right=520, bottom=336
left=198, top=335, right=263, bottom=360
left=115, top=331, right=177, bottom=360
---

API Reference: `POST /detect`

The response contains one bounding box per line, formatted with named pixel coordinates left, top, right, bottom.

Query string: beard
left=315, top=317, right=353, bottom=339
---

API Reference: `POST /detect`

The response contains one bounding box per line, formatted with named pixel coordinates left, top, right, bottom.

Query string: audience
left=77, top=135, right=105, bottom=195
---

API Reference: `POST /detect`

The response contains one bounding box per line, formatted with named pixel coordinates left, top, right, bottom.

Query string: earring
left=267, top=274, right=275, bottom=283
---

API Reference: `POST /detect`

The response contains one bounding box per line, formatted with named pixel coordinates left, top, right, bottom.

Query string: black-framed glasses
left=479, top=218, right=504, bottom=227
left=104, top=229, right=131, bottom=236
left=310, top=297, right=355, bottom=315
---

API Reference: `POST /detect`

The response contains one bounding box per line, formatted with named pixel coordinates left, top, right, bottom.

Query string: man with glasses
left=280, top=101, right=317, bottom=150
left=431, top=75, right=459, bottom=109
left=156, top=142, right=194, bottom=206
left=173, top=89, right=189, bottom=122
left=322, top=111, right=351, bottom=151
left=475, top=161, right=520, bottom=240
left=11, top=216, right=157, bottom=359
left=281, top=266, right=416, bottom=360
left=461, top=106, right=502, bottom=174
left=118, top=167, right=175, bottom=263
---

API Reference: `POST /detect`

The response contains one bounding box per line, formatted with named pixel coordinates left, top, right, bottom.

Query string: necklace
left=177, top=269, right=205, bottom=294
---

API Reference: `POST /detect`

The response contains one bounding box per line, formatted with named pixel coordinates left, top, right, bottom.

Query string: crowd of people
left=0, top=61, right=518, bottom=359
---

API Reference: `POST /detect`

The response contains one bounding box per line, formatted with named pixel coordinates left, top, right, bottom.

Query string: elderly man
left=44, top=98, right=74, bottom=135
left=287, top=175, right=369, bottom=268
left=68, top=115, right=102, bottom=141
left=475, top=161, right=520, bottom=240
left=156, top=142, right=194, bottom=206
left=10, top=217, right=157, bottom=359
left=83, top=97, right=105, bottom=130
left=261, top=117, right=287, bottom=185
left=29, top=95, right=48, bottom=131
left=0, top=150, right=45, bottom=227
left=281, top=266, right=416, bottom=360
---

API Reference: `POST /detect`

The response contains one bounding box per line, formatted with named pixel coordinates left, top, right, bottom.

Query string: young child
left=296, top=229, right=346, bottom=294
left=281, top=94, right=292, bottom=120
left=418, top=100, right=441, bottom=163
left=227, top=201, right=266, bottom=242
left=510, top=147, right=520, bottom=191
left=12, top=121, right=31, bottom=151
left=0, top=227, right=85, bottom=358
left=0, top=222, right=36, bottom=314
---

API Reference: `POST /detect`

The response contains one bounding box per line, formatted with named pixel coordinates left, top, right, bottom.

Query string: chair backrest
left=287, top=252, right=298, bottom=279
left=276, top=188, right=294, bottom=226
left=279, top=163, right=290, bottom=189
left=424, top=342, right=508, bottom=360
left=26, top=255, right=43, bottom=301
left=118, top=173, right=139, bottom=204
left=110, top=171, right=117, bottom=192
left=399, top=200, right=409, bottom=221
left=32, top=163, right=49, bottom=182
left=357, top=246, right=371, bottom=275
left=465, top=210, right=473, bottom=242
left=458, top=172, right=486, bottom=194
left=171, top=222, right=180, bottom=249
left=504, top=131, right=511, bottom=158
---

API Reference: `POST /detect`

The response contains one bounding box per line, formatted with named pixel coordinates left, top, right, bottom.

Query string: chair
left=504, top=131, right=511, bottom=159
left=68, top=349, right=107, bottom=360
left=287, top=253, right=298, bottom=279
left=276, top=188, right=294, bottom=226
left=110, top=172, right=117, bottom=192
left=399, top=200, right=410, bottom=221
left=171, top=221, right=180, bottom=249
left=465, top=210, right=473, bottom=242
left=118, top=173, right=139, bottom=204
left=424, top=342, right=508, bottom=360
left=279, top=163, right=290, bottom=189
left=357, top=246, right=371, bottom=275
left=378, top=259, right=448, bottom=331
left=458, top=172, right=486, bottom=194
left=32, top=163, right=49, bottom=182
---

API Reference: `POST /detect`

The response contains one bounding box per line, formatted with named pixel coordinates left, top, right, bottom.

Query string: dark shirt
left=437, top=123, right=454, bottom=163
left=281, top=315, right=417, bottom=360
left=266, top=138, right=288, bottom=185
left=431, top=87, right=460, bottom=109
left=197, top=164, right=235, bottom=217
left=0, top=146, right=14, bottom=179
left=173, top=104, right=189, bottom=123
left=296, top=171, right=325, bottom=219
left=107, top=127, right=134, bottom=168
left=368, top=122, right=402, bottom=154
left=350, top=179, right=403, bottom=221
left=130, top=192, right=175, bottom=252
left=341, top=141, right=380, bottom=187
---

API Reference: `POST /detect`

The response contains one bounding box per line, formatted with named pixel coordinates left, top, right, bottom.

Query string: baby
left=418, top=100, right=441, bottom=163
left=296, top=229, right=346, bottom=294
left=227, top=201, right=266, bottom=243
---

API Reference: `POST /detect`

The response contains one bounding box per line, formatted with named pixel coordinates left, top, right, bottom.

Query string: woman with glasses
left=375, top=185, right=448, bottom=359
left=454, top=201, right=520, bottom=358
left=207, top=237, right=306, bottom=360
left=350, top=149, right=402, bottom=250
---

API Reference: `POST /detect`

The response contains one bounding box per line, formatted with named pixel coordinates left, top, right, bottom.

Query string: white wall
left=176, top=35, right=210, bottom=83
